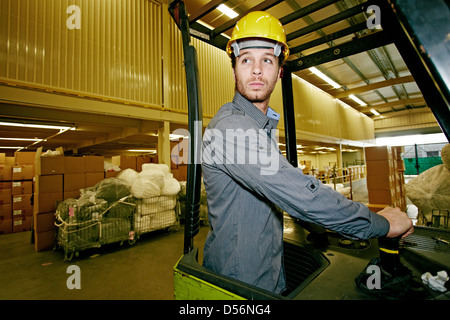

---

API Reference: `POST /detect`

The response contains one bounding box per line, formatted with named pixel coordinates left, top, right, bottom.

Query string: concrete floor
left=0, top=177, right=418, bottom=300
left=0, top=225, right=209, bottom=300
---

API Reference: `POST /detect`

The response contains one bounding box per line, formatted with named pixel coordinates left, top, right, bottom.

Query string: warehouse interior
left=0, top=0, right=449, bottom=300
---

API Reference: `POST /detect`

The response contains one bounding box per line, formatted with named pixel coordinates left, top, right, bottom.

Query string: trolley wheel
left=65, top=252, right=74, bottom=262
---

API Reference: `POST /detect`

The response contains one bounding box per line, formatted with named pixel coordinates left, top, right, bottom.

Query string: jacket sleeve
left=202, top=124, right=390, bottom=240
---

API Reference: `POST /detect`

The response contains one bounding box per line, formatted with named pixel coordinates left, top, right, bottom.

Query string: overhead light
left=349, top=94, right=367, bottom=106
left=169, top=134, right=189, bottom=141
left=217, top=4, right=239, bottom=19
left=149, top=133, right=189, bottom=141
left=0, top=146, right=23, bottom=149
left=309, top=67, right=341, bottom=89
left=0, top=137, right=43, bottom=142
left=128, top=149, right=157, bottom=154
left=370, top=109, right=380, bottom=116
left=0, top=121, right=76, bottom=131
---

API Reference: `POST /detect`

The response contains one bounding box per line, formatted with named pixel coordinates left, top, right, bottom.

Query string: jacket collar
left=232, top=92, right=279, bottom=130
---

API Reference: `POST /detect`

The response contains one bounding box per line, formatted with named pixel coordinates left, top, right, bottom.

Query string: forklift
left=169, top=0, right=450, bottom=300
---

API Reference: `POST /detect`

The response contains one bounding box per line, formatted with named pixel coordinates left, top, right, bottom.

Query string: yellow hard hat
left=226, top=11, right=289, bottom=62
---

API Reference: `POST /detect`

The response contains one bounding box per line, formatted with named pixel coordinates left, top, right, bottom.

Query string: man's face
left=233, top=48, right=282, bottom=106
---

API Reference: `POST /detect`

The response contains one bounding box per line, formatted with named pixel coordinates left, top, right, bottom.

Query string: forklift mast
left=169, top=0, right=449, bottom=253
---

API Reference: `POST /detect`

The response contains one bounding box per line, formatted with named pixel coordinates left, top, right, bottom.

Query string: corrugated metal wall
left=164, top=16, right=235, bottom=115
left=0, top=0, right=162, bottom=107
left=374, top=111, right=438, bottom=133
left=286, top=75, right=374, bottom=141
left=0, top=0, right=373, bottom=142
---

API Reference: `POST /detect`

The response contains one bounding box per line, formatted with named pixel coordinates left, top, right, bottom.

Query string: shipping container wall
left=0, top=0, right=374, bottom=144
left=0, top=0, right=162, bottom=107
left=163, top=16, right=235, bottom=116
left=374, top=110, right=439, bottom=133
left=289, top=75, right=374, bottom=142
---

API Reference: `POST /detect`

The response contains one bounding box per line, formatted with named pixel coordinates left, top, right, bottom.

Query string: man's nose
left=252, top=61, right=262, bottom=75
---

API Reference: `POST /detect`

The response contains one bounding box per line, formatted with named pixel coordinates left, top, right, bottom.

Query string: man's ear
left=278, top=67, right=284, bottom=80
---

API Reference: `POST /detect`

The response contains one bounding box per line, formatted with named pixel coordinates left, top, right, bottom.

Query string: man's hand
left=377, top=206, right=414, bottom=238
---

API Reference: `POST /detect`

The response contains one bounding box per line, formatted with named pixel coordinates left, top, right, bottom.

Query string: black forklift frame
left=168, top=0, right=449, bottom=255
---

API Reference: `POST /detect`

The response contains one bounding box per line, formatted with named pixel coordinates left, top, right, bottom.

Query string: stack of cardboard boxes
left=0, top=150, right=180, bottom=251
left=33, top=149, right=105, bottom=251
left=12, top=152, right=35, bottom=233
left=365, top=146, right=407, bottom=213
left=34, top=148, right=64, bottom=251
left=0, top=155, right=14, bottom=234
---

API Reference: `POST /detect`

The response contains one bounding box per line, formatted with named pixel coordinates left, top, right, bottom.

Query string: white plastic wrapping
left=131, top=178, right=161, bottom=198
left=117, top=168, right=140, bottom=186
left=161, top=178, right=181, bottom=196
left=405, top=144, right=450, bottom=220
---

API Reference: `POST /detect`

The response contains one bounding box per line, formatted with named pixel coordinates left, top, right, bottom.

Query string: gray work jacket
left=201, top=92, right=390, bottom=294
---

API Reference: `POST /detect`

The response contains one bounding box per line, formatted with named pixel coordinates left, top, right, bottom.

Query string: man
left=201, top=11, right=413, bottom=294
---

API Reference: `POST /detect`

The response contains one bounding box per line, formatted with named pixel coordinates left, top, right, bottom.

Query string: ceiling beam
left=188, top=0, right=224, bottom=23
left=360, top=97, right=426, bottom=112
left=332, top=75, right=415, bottom=98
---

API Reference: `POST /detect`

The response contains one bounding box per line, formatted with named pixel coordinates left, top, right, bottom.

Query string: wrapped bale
left=89, top=178, right=131, bottom=203
left=117, top=168, right=139, bottom=186
left=406, top=144, right=450, bottom=225
left=131, top=178, right=161, bottom=198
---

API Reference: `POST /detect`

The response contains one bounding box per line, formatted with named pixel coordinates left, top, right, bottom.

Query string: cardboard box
left=34, top=230, right=55, bottom=252
left=172, top=165, right=187, bottom=181
left=368, top=189, right=395, bottom=205
left=12, top=180, right=33, bottom=195
left=35, top=147, right=65, bottom=175
left=365, top=146, right=393, bottom=160
left=136, top=156, right=151, bottom=171
left=0, top=181, right=12, bottom=192
left=64, top=173, right=86, bottom=192
left=366, top=203, right=388, bottom=213
left=34, top=212, right=55, bottom=233
left=396, top=159, right=405, bottom=171
left=13, top=207, right=33, bottom=217
left=112, top=155, right=136, bottom=171
left=13, top=215, right=32, bottom=232
left=0, top=190, right=11, bottom=205
left=34, top=174, right=63, bottom=194
left=12, top=165, right=34, bottom=180
left=104, top=171, right=120, bottom=179
left=33, top=192, right=63, bottom=213
left=0, top=219, right=12, bottom=234
left=0, top=165, right=12, bottom=181
left=64, top=190, right=81, bottom=200
left=84, top=156, right=104, bottom=172
left=0, top=204, right=12, bottom=220
left=12, top=193, right=33, bottom=213
left=15, top=151, right=36, bottom=164
left=5, top=157, right=14, bottom=166
left=366, top=174, right=395, bottom=190
left=366, top=160, right=394, bottom=176
left=85, top=172, right=104, bottom=187
left=64, top=157, right=85, bottom=173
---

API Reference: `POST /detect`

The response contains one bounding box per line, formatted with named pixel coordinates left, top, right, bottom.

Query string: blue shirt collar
left=232, top=92, right=279, bottom=130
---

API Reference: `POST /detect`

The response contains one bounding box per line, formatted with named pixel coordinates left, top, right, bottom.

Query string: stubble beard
left=235, top=78, right=275, bottom=104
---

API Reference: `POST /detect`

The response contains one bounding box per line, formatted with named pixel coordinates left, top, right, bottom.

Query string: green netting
left=404, top=156, right=443, bottom=175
